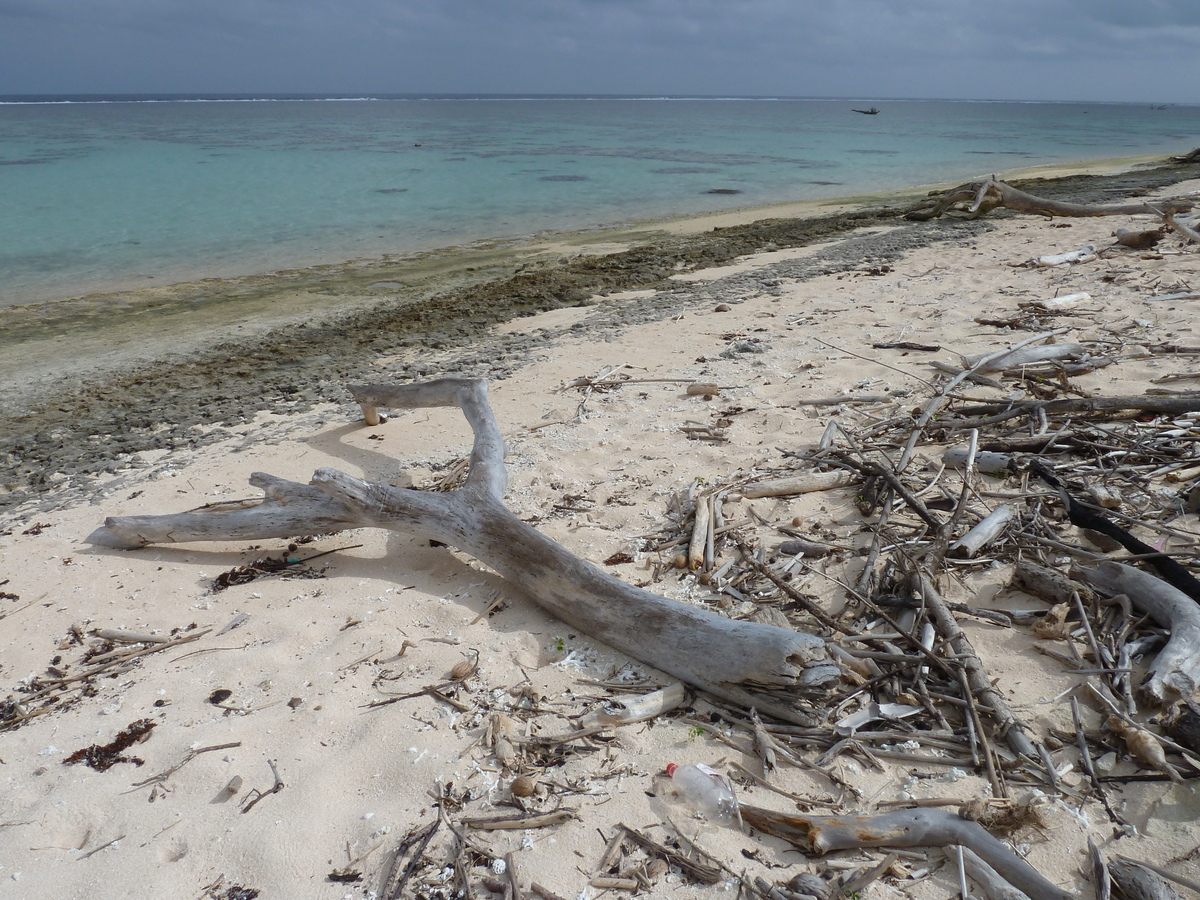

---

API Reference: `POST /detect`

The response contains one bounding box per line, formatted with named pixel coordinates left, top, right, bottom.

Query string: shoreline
left=1, top=151, right=1175, bottom=316
left=1, top=153, right=1196, bottom=519
left=0, top=152, right=1180, bottom=399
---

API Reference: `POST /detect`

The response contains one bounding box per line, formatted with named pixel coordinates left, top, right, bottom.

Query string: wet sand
left=1, top=154, right=1195, bottom=519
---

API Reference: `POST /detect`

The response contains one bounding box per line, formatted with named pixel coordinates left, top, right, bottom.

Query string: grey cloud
left=1, top=0, right=1199, bottom=101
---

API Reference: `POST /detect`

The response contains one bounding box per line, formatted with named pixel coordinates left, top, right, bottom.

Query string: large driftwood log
left=87, top=378, right=840, bottom=724
left=739, top=805, right=1072, bottom=900
left=1076, top=561, right=1200, bottom=706
left=906, top=178, right=1193, bottom=221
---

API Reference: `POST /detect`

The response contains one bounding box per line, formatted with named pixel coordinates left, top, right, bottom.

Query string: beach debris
left=740, top=804, right=1072, bottom=900
left=1, top=626, right=210, bottom=732
left=379, top=819, right=440, bottom=900
left=73, top=205, right=1200, bottom=896
left=128, top=741, right=243, bottom=797
left=1107, top=858, right=1184, bottom=900
left=508, top=774, right=537, bottom=797
left=679, top=421, right=728, bottom=441
left=90, top=378, right=843, bottom=726
left=1105, top=715, right=1184, bottom=782
left=460, top=808, right=576, bottom=830
left=738, top=468, right=856, bottom=499
left=240, top=758, right=284, bottom=813
left=91, top=627, right=171, bottom=644
left=1112, top=227, right=1165, bottom=250
left=216, top=612, right=250, bottom=635
left=208, top=544, right=356, bottom=592
left=961, top=341, right=1087, bottom=372
left=615, top=823, right=721, bottom=884
left=1113, top=856, right=1200, bottom=898
left=872, top=339, right=941, bottom=351
left=945, top=845, right=1035, bottom=900
left=63, top=718, right=156, bottom=772
left=948, top=504, right=1013, bottom=559
left=201, top=882, right=260, bottom=900
left=906, top=177, right=1193, bottom=221
left=577, top=683, right=686, bottom=728
left=1030, top=244, right=1097, bottom=267
left=1077, top=562, right=1200, bottom=705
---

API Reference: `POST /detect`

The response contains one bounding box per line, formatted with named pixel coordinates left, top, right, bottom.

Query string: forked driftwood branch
left=738, top=805, right=1072, bottom=900
left=87, top=378, right=840, bottom=724
left=906, top=178, right=1193, bottom=221
left=1077, top=561, right=1200, bottom=706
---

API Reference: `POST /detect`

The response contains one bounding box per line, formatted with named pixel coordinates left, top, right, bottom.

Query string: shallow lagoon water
left=2, top=94, right=1199, bottom=305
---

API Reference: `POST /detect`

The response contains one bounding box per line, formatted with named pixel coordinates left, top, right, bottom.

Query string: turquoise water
left=2, top=94, right=1199, bottom=306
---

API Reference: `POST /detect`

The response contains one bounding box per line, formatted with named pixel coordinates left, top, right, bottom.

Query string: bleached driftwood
left=1032, top=245, right=1097, bottom=267
left=906, top=178, right=1193, bottom=222
left=1077, top=561, right=1200, bottom=705
left=949, top=505, right=1013, bottom=559
left=738, top=805, right=1072, bottom=900
left=578, top=684, right=685, bottom=729
left=87, top=378, right=840, bottom=724
left=1024, top=292, right=1089, bottom=311
left=739, top=470, right=856, bottom=499
left=944, top=846, right=1033, bottom=900
left=920, top=573, right=1040, bottom=761
left=1107, top=859, right=1184, bottom=900
left=962, top=343, right=1085, bottom=373
left=943, top=448, right=1014, bottom=474
left=1112, top=227, right=1164, bottom=250
left=1162, top=209, right=1200, bottom=243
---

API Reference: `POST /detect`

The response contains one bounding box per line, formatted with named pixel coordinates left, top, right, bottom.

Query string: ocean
left=3, top=94, right=1199, bottom=307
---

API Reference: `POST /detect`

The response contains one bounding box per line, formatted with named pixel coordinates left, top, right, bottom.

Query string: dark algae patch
left=63, top=718, right=156, bottom=771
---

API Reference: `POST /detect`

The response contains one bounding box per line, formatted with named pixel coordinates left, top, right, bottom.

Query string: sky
left=2, top=0, right=1199, bottom=103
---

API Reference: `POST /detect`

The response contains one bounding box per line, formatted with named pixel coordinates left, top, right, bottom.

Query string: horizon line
left=1, top=91, right=1192, bottom=107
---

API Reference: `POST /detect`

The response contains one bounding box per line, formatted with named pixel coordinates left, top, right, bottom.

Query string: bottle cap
left=665, top=763, right=679, bottom=777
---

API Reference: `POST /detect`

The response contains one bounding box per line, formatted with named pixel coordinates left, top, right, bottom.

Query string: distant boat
left=852, top=107, right=880, bottom=115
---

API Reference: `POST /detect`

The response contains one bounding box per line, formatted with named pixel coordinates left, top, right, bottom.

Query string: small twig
left=616, top=823, right=721, bottom=884
left=461, top=809, right=577, bottom=830
left=381, top=819, right=440, bottom=900
left=128, top=741, right=242, bottom=792
left=811, top=337, right=937, bottom=389
left=78, top=834, right=126, bottom=860
left=240, top=759, right=285, bottom=813
left=505, top=852, right=524, bottom=900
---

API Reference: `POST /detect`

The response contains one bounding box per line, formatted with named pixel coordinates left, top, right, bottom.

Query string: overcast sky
left=2, top=0, right=1199, bottom=102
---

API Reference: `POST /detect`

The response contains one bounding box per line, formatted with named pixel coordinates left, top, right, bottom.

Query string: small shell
left=644, top=859, right=669, bottom=881
left=510, top=775, right=536, bottom=797
left=1124, top=727, right=1170, bottom=770
left=672, top=554, right=688, bottom=569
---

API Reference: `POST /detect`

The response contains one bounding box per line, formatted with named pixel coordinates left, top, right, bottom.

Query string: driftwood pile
left=82, top=180, right=1200, bottom=899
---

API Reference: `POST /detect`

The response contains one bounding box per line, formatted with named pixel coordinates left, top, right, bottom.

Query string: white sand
left=3, top=179, right=1200, bottom=900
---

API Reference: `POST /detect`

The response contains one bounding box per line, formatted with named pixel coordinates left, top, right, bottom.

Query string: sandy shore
left=1, top=155, right=1195, bottom=520
left=3, top=161, right=1200, bottom=899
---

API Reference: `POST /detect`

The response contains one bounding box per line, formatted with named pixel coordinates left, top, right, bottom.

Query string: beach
left=3, top=160, right=1200, bottom=899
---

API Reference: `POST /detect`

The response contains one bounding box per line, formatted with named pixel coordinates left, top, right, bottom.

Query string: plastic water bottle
left=665, top=763, right=739, bottom=826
